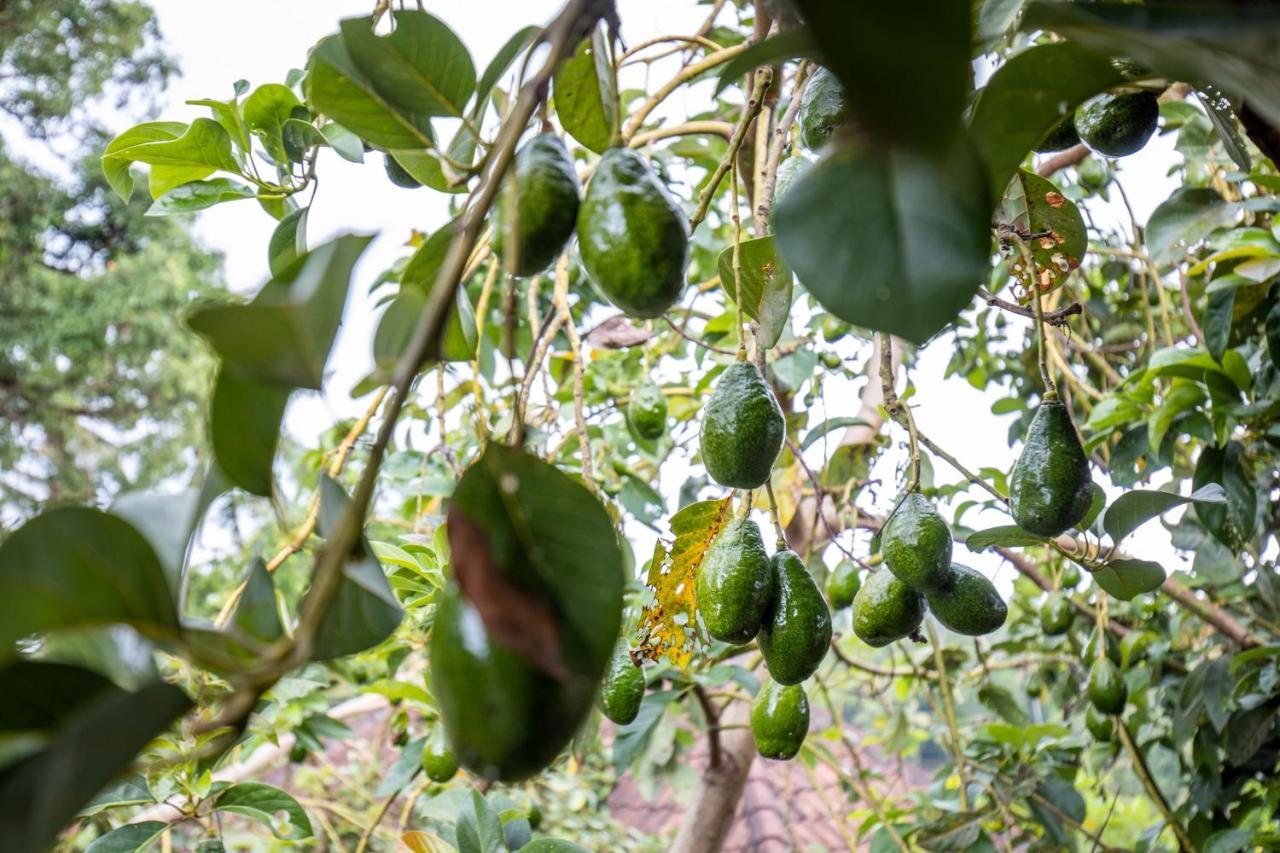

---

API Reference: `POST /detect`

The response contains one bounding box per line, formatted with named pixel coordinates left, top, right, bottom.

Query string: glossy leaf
left=389, top=148, right=469, bottom=193
left=84, top=821, right=168, bottom=853
left=454, top=789, right=504, bottom=853
left=208, top=365, right=290, bottom=496
left=101, top=121, right=187, bottom=201
left=340, top=11, right=476, bottom=119
left=1204, top=286, right=1235, bottom=362
left=1197, top=87, right=1252, bottom=172
left=213, top=782, right=312, bottom=839
left=1101, top=483, right=1226, bottom=544
left=473, top=25, right=540, bottom=116
left=268, top=207, right=309, bottom=276
left=305, top=34, right=434, bottom=150
left=964, top=525, right=1049, bottom=552
left=1146, top=188, right=1239, bottom=266
left=118, top=118, right=241, bottom=199
left=1091, top=558, right=1166, bottom=601
left=716, top=236, right=793, bottom=348
left=1194, top=441, right=1257, bottom=552
left=234, top=559, right=283, bottom=645
left=243, top=82, right=302, bottom=160
left=553, top=25, right=616, bottom=155
left=146, top=178, right=254, bottom=215
left=1000, top=170, right=1086, bottom=295
left=1147, top=382, right=1205, bottom=452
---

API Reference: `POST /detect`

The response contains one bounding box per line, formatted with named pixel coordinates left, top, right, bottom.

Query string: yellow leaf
left=402, top=830, right=446, bottom=852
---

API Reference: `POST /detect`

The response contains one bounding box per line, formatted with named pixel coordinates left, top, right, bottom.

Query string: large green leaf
left=774, top=138, right=991, bottom=344
left=1091, top=558, right=1166, bottom=601
left=964, top=526, right=1050, bottom=552
left=969, top=42, right=1123, bottom=197
left=1101, top=484, right=1226, bottom=545
left=145, top=178, right=254, bottom=215
left=716, top=236, right=793, bottom=349
left=1193, top=441, right=1257, bottom=553
left=713, top=29, right=815, bottom=97
left=340, top=11, right=475, bottom=119
left=553, top=25, right=616, bottom=155
left=234, top=559, right=284, bottom=645
left=101, top=121, right=187, bottom=201
left=84, top=821, right=168, bottom=853
left=1146, top=188, right=1240, bottom=267
left=110, top=488, right=203, bottom=591
left=454, top=789, right=505, bottom=853
left=243, top=83, right=303, bottom=161
left=1022, top=1, right=1280, bottom=127
left=0, top=509, right=179, bottom=652
left=305, top=34, right=435, bottom=150
left=213, top=782, right=312, bottom=840
left=1147, top=381, right=1205, bottom=452
left=208, top=365, right=290, bottom=497
left=268, top=207, right=309, bottom=277
left=999, top=170, right=1086, bottom=294
left=110, top=118, right=242, bottom=199
left=474, top=25, right=540, bottom=115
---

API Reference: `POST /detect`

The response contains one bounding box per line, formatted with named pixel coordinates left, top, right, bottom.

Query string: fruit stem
left=878, top=332, right=922, bottom=492
left=730, top=161, right=747, bottom=358
left=687, top=64, right=772, bottom=232
left=1009, top=233, right=1058, bottom=396
left=763, top=480, right=787, bottom=549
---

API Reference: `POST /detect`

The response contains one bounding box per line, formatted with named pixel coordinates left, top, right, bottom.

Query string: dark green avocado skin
left=422, top=727, right=458, bottom=782
left=700, top=362, right=786, bottom=489
left=851, top=569, right=925, bottom=648
left=509, top=133, right=580, bottom=276
left=1074, top=91, right=1159, bottom=157
left=1085, top=705, right=1114, bottom=740
left=751, top=679, right=810, bottom=760
left=758, top=550, right=832, bottom=685
left=924, top=564, right=1008, bottom=637
left=798, top=67, right=847, bottom=152
left=1009, top=396, right=1094, bottom=536
left=599, top=645, right=645, bottom=725
left=1088, top=656, right=1127, bottom=715
left=696, top=517, right=771, bottom=644
left=825, top=560, right=860, bottom=610
left=577, top=147, right=689, bottom=318
left=1040, top=594, right=1074, bottom=635
left=628, top=380, right=668, bottom=441
left=881, top=492, right=954, bottom=590
left=1035, top=114, right=1081, bottom=153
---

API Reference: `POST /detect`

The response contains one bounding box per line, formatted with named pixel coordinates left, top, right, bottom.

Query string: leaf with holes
left=717, top=237, right=793, bottom=349
left=1000, top=170, right=1085, bottom=297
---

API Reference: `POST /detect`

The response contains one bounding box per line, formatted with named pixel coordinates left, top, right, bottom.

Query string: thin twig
left=553, top=253, right=597, bottom=493
left=689, top=66, right=773, bottom=232
left=977, top=287, right=1082, bottom=327
left=1118, top=720, right=1194, bottom=852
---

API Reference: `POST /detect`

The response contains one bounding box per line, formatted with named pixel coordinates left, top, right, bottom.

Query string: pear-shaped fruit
left=1088, top=656, right=1127, bottom=715
left=422, top=727, right=459, bottom=782
left=851, top=569, right=925, bottom=648
left=577, top=147, right=689, bottom=318
left=1034, top=114, right=1080, bottom=153
left=599, top=645, right=645, bottom=725
left=750, top=679, right=810, bottom=760
left=1085, top=704, right=1115, bottom=741
left=798, top=67, right=847, bottom=152
left=700, top=361, right=786, bottom=489
left=1074, top=91, right=1159, bottom=157
left=925, top=565, right=1007, bottom=637
left=825, top=560, right=861, bottom=610
left=1040, top=594, right=1074, bottom=635
left=505, top=133, right=581, bottom=276
left=696, top=518, right=770, bottom=644
left=628, top=380, right=667, bottom=441
left=882, top=492, right=953, bottom=590
left=758, top=550, right=832, bottom=685
left=1009, top=393, right=1094, bottom=536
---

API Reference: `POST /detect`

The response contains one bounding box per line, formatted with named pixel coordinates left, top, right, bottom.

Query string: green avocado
left=288, top=742, right=308, bottom=764
left=1040, top=593, right=1074, bottom=635
left=384, top=154, right=423, bottom=188
left=700, top=361, right=786, bottom=489
left=1025, top=670, right=1043, bottom=696
left=1085, top=704, right=1115, bottom=741
left=599, top=645, right=645, bottom=725
left=851, top=569, right=925, bottom=648
left=1265, top=301, right=1280, bottom=366
left=422, top=727, right=459, bottom=782
left=798, top=67, right=847, bottom=152
left=825, top=560, right=861, bottom=610
left=925, top=565, right=1008, bottom=636
left=1087, top=656, right=1127, bottom=715
left=758, top=550, right=832, bottom=685
left=697, top=517, right=771, bottom=644
left=1009, top=394, right=1094, bottom=536
left=1074, top=91, right=1159, bottom=157
left=1035, top=114, right=1081, bottom=153
left=1060, top=562, right=1082, bottom=589
left=577, top=147, right=689, bottom=318
left=881, top=492, right=954, bottom=590
left=628, top=380, right=668, bottom=441
left=505, top=133, right=581, bottom=276
left=750, top=679, right=810, bottom=760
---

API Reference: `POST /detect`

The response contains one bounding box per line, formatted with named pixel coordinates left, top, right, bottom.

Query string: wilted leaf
left=586, top=315, right=652, bottom=349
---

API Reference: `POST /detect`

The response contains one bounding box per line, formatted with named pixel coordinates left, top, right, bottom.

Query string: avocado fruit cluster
left=599, top=644, right=645, bottom=726
left=852, top=569, right=925, bottom=647
left=1073, top=91, right=1159, bottom=158
left=1009, top=392, right=1094, bottom=537
left=751, top=678, right=810, bottom=760
left=505, top=133, right=581, bottom=276
left=797, top=67, right=847, bottom=152
left=700, top=361, right=786, bottom=489
left=628, top=379, right=668, bottom=441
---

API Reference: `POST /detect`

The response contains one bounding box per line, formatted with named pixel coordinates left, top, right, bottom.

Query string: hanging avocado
left=628, top=380, right=668, bottom=441
left=599, top=645, right=645, bottom=725
left=924, top=564, right=1008, bottom=637
left=1074, top=91, right=1159, bottom=157
left=797, top=67, right=847, bottom=152
left=881, top=492, right=954, bottom=590
left=421, top=727, right=458, bottom=783
left=577, top=147, right=689, bottom=318
left=1088, top=656, right=1127, bottom=715
left=504, top=133, right=581, bottom=276
left=1040, top=594, right=1074, bottom=635
left=851, top=569, right=925, bottom=648
left=750, top=679, right=810, bottom=760
left=1085, top=704, right=1115, bottom=741
left=700, top=361, right=786, bottom=489
left=696, top=517, right=771, bottom=644
left=758, top=550, right=832, bottom=685
left=1034, top=114, right=1081, bottom=153
left=825, top=560, right=861, bottom=610
left=1009, top=392, right=1094, bottom=536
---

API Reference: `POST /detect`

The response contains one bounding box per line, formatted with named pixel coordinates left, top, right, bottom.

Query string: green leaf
left=389, top=148, right=469, bottom=193
left=612, top=690, right=678, bottom=770
left=969, top=42, right=1123, bottom=198
left=1193, top=441, right=1257, bottom=553
left=1203, top=829, right=1255, bottom=853
left=78, top=777, right=155, bottom=818
left=713, top=29, right=815, bottom=97
left=1101, top=484, right=1226, bottom=544
left=1203, top=286, right=1235, bottom=363
left=916, top=812, right=985, bottom=852
left=208, top=365, right=290, bottom=496
left=775, top=138, right=990, bottom=344
left=110, top=485, right=211, bottom=594
left=243, top=83, right=303, bottom=160
left=1225, top=704, right=1275, bottom=766
left=521, top=841, right=592, bottom=853
left=310, top=475, right=403, bottom=660
left=84, top=821, right=168, bottom=853
left=319, top=122, right=366, bottom=162
left=963, top=526, right=1049, bottom=552
left=1146, top=188, right=1239, bottom=266
left=716, top=236, right=793, bottom=349
left=455, top=789, right=505, bottom=853
left=145, top=178, right=254, bottom=215
left=213, top=782, right=312, bottom=840
left=115, top=118, right=242, bottom=199
left=800, top=417, right=870, bottom=451
left=977, top=0, right=1027, bottom=50
left=100, top=121, right=192, bottom=201
left=0, top=509, right=179, bottom=651
left=473, top=25, right=540, bottom=117
left=1000, top=170, right=1086, bottom=294
left=1080, top=483, right=1107, bottom=531
left=1148, top=381, right=1205, bottom=451
left=1022, top=2, right=1280, bottom=128
left=1091, top=558, right=1166, bottom=601
left=978, top=684, right=1029, bottom=726
left=305, top=34, right=434, bottom=150
left=553, top=25, right=617, bottom=155
left=1196, top=87, right=1252, bottom=172
left=340, top=11, right=476, bottom=119
left=268, top=207, right=309, bottom=276
left=234, top=559, right=283, bottom=644
left=188, top=96, right=251, bottom=154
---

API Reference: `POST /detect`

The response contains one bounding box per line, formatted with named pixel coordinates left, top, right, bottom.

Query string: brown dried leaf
left=585, top=314, right=652, bottom=349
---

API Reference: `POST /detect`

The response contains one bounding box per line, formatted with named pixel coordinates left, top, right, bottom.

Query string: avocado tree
left=6, top=0, right=1280, bottom=850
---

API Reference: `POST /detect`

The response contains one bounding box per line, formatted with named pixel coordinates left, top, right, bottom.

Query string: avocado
left=1085, top=704, right=1115, bottom=741
left=1060, top=562, right=1082, bottom=589
left=798, top=67, right=847, bottom=152
left=288, top=742, right=308, bottom=763
left=195, top=841, right=226, bottom=853
left=1087, top=656, right=1127, bottom=715
left=1266, top=301, right=1280, bottom=366
left=628, top=380, right=668, bottom=441
left=385, top=154, right=423, bottom=188
left=851, top=569, right=925, bottom=647
left=422, top=727, right=459, bottom=782
left=1025, top=670, right=1043, bottom=696
left=758, top=550, right=832, bottom=685
left=1009, top=393, right=1094, bottom=536
left=825, top=560, right=861, bottom=610
left=599, top=645, right=645, bottom=725
left=1074, top=91, right=1159, bottom=157
left=700, top=361, right=786, bottom=489
left=924, top=565, right=1008, bottom=637
left=881, top=492, right=954, bottom=590
left=750, top=679, right=810, bottom=760
left=577, top=147, right=689, bottom=318
left=1035, top=114, right=1080, bottom=153
left=696, top=517, right=771, bottom=644
left=505, top=133, right=581, bottom=276
left=1040, top=594, right=1074, bottom=635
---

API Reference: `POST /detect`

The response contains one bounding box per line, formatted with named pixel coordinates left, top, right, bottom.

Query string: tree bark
left=669, top=703, right=756, bottom=853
